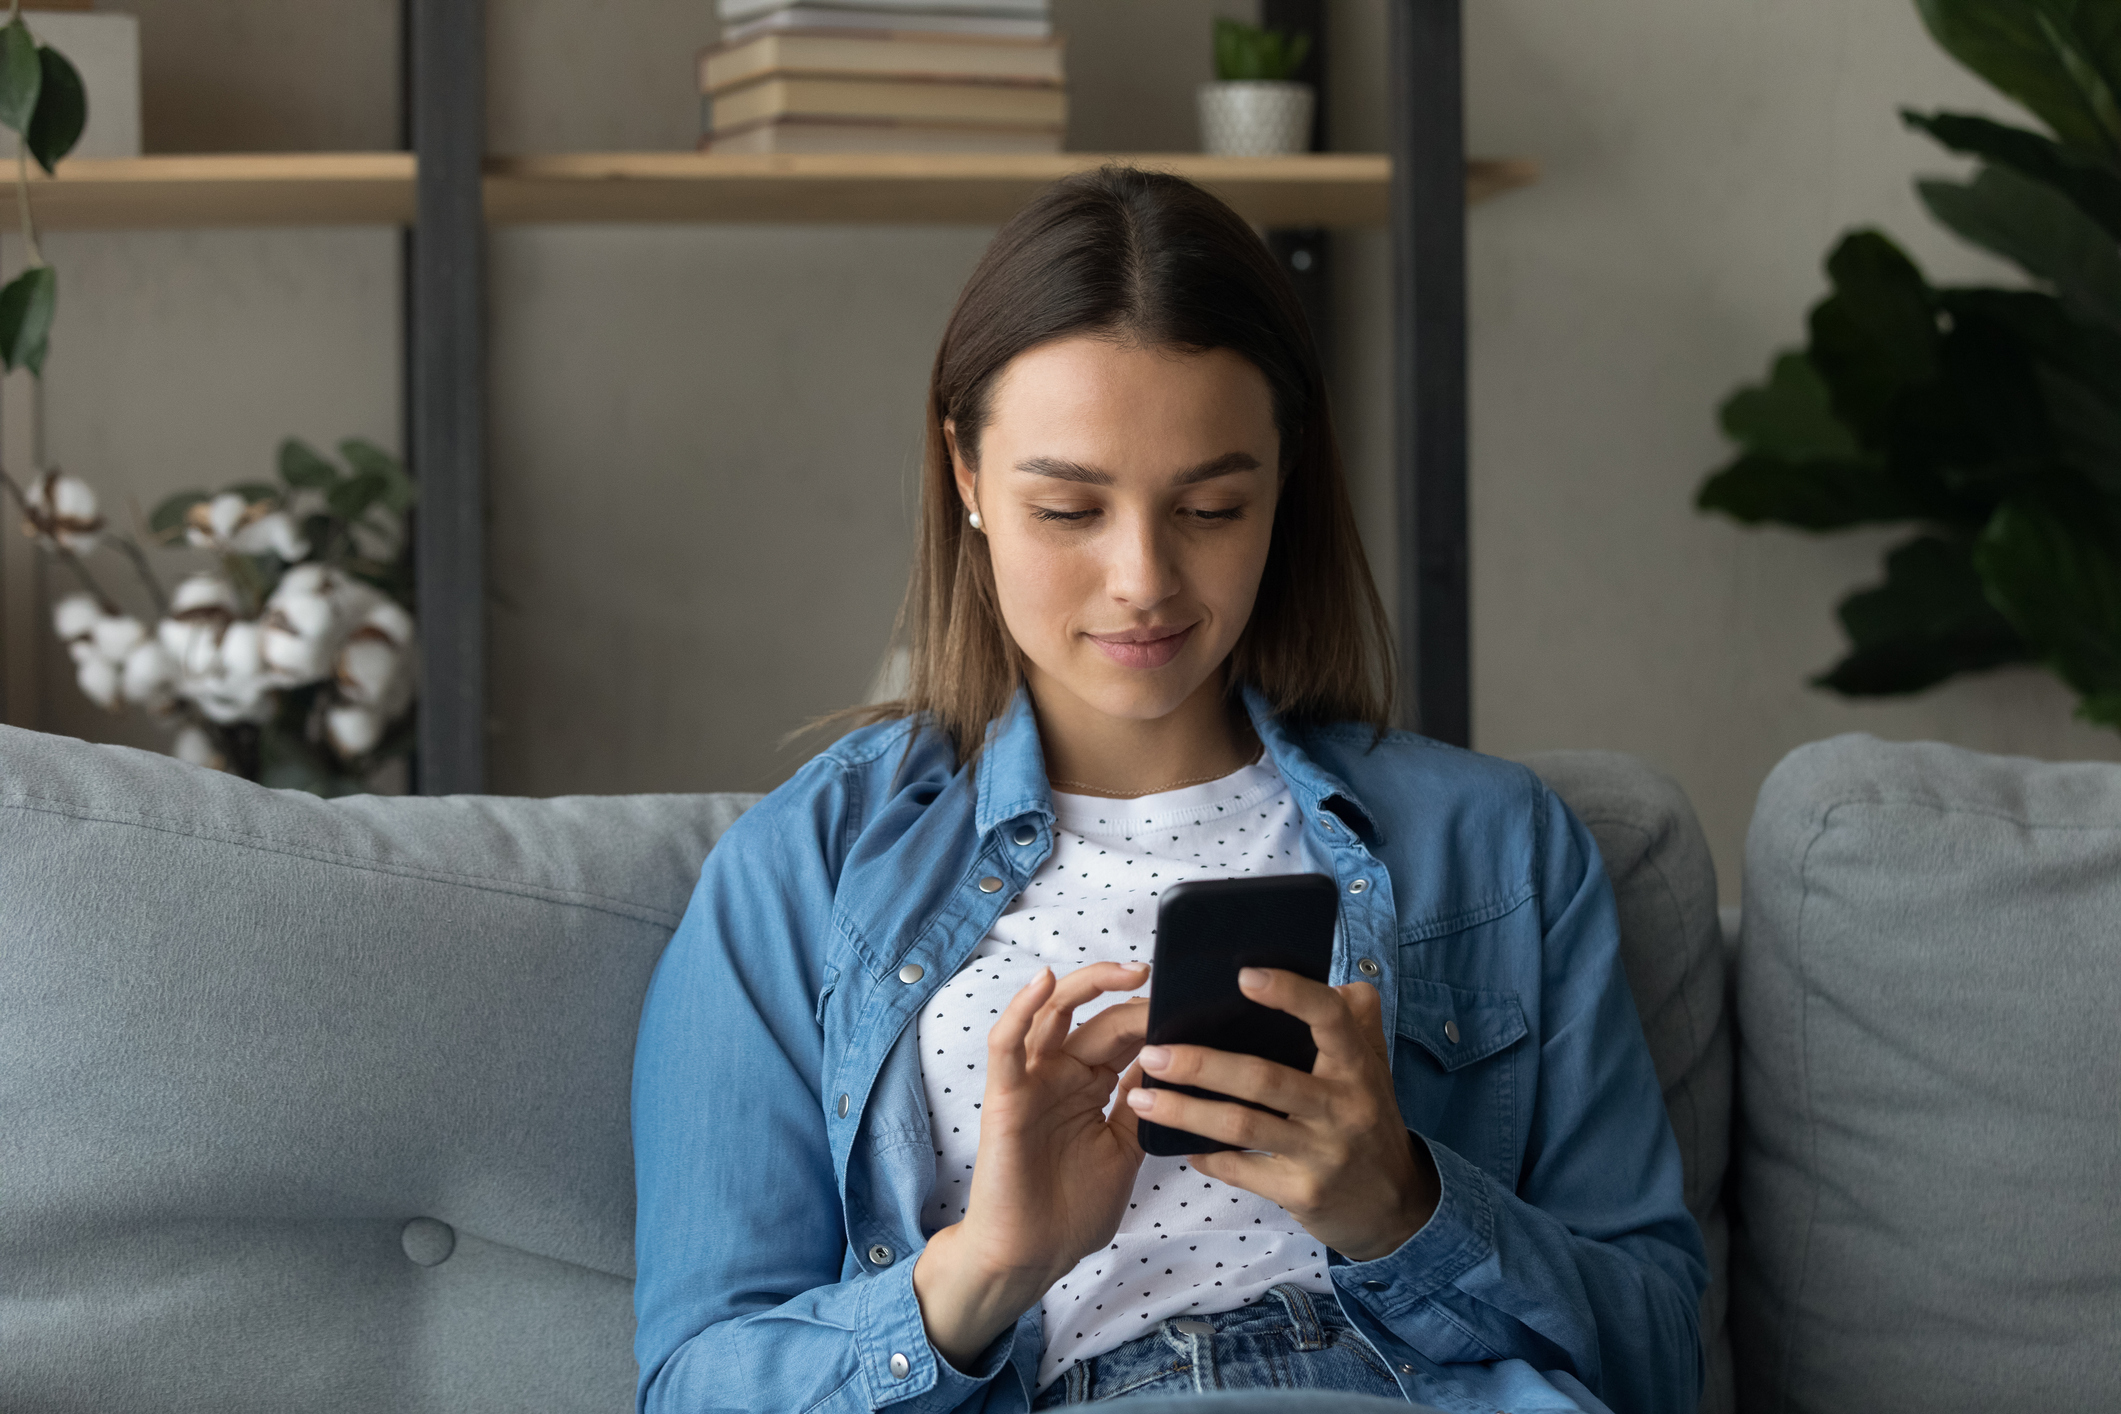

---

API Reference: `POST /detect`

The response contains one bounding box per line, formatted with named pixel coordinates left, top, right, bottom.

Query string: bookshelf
left=19, top=152, right=1533, bottom=230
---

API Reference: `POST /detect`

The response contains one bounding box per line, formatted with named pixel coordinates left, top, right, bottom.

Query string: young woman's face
left=953, top=336, right=1282, bottom=726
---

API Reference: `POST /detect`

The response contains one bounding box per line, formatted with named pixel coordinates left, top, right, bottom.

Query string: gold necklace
left=1048, top=748, right=1264, bottom=800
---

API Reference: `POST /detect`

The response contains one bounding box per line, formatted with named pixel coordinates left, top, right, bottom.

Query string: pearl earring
left=967, top=511, right=984, bottom=531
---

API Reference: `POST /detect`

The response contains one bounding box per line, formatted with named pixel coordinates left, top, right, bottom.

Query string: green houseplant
left=1199, top=19, right=1315, bottom=157
left=1698, top=0, right=2121, bottom=729
left=0, top=9, right=418, bottom=793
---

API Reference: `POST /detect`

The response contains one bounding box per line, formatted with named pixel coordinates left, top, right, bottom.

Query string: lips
left=1087, top=624, right=1195, bottom=670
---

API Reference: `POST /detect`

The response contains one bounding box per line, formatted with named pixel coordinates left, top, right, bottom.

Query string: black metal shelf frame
left=403, top=0, right=1469, bottom=794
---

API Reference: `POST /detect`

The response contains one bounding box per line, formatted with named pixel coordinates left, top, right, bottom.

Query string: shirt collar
left=972, top=681, right=1382, bottom=844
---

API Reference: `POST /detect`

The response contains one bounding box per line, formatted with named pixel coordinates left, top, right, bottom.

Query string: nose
left=1106, top=505, right=1181, bottom=612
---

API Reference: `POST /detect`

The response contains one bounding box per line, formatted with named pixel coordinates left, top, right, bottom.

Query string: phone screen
left=1136, top=874, right=1339, bottom=1157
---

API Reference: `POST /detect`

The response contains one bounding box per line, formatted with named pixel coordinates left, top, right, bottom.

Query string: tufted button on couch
left=2, top=724, right=2115, bottom=1413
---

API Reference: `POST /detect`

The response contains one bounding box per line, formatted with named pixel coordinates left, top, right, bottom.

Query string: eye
left=1031, top=506, right=1099, bottom=524
left=1186, top=507, right=1246, bottom=523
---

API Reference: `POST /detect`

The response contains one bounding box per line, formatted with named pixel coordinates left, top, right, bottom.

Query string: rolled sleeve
left=855, top=1252, right=1021, bottom=1412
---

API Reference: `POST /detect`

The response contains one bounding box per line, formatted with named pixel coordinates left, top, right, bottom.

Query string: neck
left=1028, top=669, right=1257, bottom=799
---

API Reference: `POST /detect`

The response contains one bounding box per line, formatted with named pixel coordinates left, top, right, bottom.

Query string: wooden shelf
left=17, top=152, right=1536, bottom=231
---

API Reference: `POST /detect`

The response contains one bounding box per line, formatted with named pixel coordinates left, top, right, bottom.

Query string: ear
left=944, top=418, right=980, bottom=517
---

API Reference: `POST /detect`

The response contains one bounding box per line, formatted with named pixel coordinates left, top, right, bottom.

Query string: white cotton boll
left=259, top=619, right=330, bottom=681
left=335, top=636, right=400, bottom=707
left=76, top=654, right=120, bottom=710
left=25, top=472, right=106, bottom=554
left=173, top=725, right=223, bottom=770
left=67, top=639, right=100, bottom=668
left=170, top=574, right=239, bottom=617
left=324, top=703, right=383, bottom=758
left=219, top=621, right=265, bottom=681
left=275, top=564, right=330, bottom=598
left=188, top=673, right=272, bottom=725
left=275, top=591, right=335, bottom=643
left=52, top=593, right=103, bottom=643
left=121, top=641, right=178, bottom=709
left=158, top=617, right=214, bottom=674
left=232, top=510, right=311, bottom=562
left=90, top=615, right=147, bottom=662
left=361, top=599, right=414, bottom=648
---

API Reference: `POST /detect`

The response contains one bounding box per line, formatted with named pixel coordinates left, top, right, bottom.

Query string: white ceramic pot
left=1196, top=81, right=1315, bottom=156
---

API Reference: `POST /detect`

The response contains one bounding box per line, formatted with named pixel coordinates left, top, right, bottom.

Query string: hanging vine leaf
left=1903, top=109, right=2121, bottom=240
left=1919, top=164, right=2121, bottom=330
left=26, top=44, right=85, bottom=174
left=1915, top=0, right=2121, bottom=164
left=0, top=265, right=57, bottom=374
left=0, top=19, right=41, bottom=135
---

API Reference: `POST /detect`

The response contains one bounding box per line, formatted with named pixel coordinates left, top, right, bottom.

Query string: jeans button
left=1444, top=1019, right=1461, bottom=1044
left=1362, top=1279, right=1388, bottom=1291
left=1012, top=825, right=1036, bottom=846
left=898, top=963, right=924, bottom=984
left=1348, top=879, right=1368, bottom=894
left=978, top=876, right=1004, bottom=893
left=888, top=1352, right=910, bottom=1379
left=1357, top=958, right=1381, bottom=978
left=836, top=1093, right=850, bottom=1118
left=868, top=1243, right=895, bottom=1267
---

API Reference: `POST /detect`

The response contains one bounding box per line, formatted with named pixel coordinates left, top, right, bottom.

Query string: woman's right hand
left=912, top=961, right=1150, bottom=1368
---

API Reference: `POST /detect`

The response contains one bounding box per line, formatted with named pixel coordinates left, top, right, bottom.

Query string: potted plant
left=1198, top=18, right=1314, bottom=157
left=1698, top=0, right=2121, bottom=731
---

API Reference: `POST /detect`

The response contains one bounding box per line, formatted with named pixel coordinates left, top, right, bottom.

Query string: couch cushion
left=1732, top=734, right=2121, bottom=1413
left=1525, top=751, right=1733, bottom=1414
left=0, top=725, right=755, bottom=1414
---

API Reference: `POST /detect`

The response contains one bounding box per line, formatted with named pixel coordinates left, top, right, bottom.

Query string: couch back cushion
left=1526, top=751, right=1733, bottom=1414
left=1733, top=734, right=2121, bottom=1413
left=0, top=726, right=754, bottom=1414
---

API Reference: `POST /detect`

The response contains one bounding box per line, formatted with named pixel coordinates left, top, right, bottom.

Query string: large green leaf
left=1920, top=164, right=2121, bottom=328
left=1697, top=451, right=1917, bottom=529
left=2038, top=364, right=2121, bottom=493
left=1975, top=498, right=2121, bottom=724
left=1807, top=231, right=1941, bottom=448
left=338, top=437, right=414, bottom=512
left=277, top=438, right=340, bottom=489
left=1719, top=352, right=1863, bottom=459
left=0, top=265, right=57, bottom=374
left=1903, top=109, right=2121, bottom=239
left=0, top=20, right=39, bottom=135
left=1815, top=533, right=2031, bottom=694
left=26, top=43, right=84, bottom=174
left=1916, top=0, right=2121, bottom=163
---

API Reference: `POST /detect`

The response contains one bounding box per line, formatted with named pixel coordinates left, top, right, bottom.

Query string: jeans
left=1032, top=1285, right=1405, bottom=1405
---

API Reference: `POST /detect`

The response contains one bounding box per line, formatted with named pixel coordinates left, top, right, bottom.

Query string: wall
left=8, top=0, right=2113, bottom=899
left=1327, top=0, right=2121, bottom=901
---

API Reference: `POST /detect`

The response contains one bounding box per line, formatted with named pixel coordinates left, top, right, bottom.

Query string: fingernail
left=1238, top=967, right=1267, bottom=989
left=1125, top=961, right=1150, bottom=972
left=1126, top=1088, right=1154, bottom=1111
left=1139, top=1045, right=1171, bottom=1070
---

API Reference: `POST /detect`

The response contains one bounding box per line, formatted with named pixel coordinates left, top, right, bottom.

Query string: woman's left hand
left=1124, top=968, right=1439, bottom=1262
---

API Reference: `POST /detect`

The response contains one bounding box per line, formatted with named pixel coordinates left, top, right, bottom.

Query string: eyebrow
left=1012, top=451, right=1262, bottom=486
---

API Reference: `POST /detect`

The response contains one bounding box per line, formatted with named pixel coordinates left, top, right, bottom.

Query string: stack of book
left=701, top=0, right=1065, bottom=155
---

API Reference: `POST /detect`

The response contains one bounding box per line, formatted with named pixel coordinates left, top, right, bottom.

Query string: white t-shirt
left=915, top=756, right=1335, bottom=1390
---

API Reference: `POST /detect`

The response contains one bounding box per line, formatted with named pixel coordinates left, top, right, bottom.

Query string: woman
left=632, top=168, right=1705, bottom=1413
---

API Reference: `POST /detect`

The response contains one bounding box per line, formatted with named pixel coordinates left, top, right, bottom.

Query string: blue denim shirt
left=633, top=686, right=1707, bottom=1414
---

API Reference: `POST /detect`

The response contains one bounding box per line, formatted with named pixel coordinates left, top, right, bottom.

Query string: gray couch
left=2, top=724, right=2115, bottom=1413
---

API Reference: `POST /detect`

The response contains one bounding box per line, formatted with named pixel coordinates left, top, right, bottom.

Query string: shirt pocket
left=1392, top=977, right=1530, bottom=1185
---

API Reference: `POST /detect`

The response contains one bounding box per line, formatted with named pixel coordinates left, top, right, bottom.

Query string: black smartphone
left=1135, top=874, right=1339, bottom=1158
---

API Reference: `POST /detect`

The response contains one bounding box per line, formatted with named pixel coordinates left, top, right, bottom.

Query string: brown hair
left=862, top=166, right=1394, bottom=763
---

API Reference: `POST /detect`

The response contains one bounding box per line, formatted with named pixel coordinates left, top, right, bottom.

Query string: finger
left=1238, top=967, right=1370, bottom=1067
left=1028, top=961, right=1149, bottom=1057
left=1109, top=1061, right=1146, bottom=1155
left=1137, top=1042, right=1319, bottom=1118
left=985, top=966, right=1055, bottom=1086
left=1125, top=1082, right=1301, bottom=1155
left=1333, top=982, right=1390, bottom=1060
left=1064, top=997, right=1149, bottom=1071
left=1189, top=1147, right=1290, bottom=1207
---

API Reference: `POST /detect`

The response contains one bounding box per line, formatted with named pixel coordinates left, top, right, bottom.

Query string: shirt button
left=889, top=1352, right=911, bottom=1380
left=898, top=963, right=924, bottom=984
left=868, top=1243, right=895, bottom=1267
left=1362, top=1279, right=1388, bottom=1291
left=1319, top=816, right=1337, bottom=832
left=978, top=876, right=1004, bottom=893
left=1445, top=1020, right=1461, bottom=1044
left=1012, top=825, right=1036, bottom=846
left=1356, top=957, right=1381, bottom=978
left=836, top=1093, right=850, bottom=1118
left=1348, top=879, right=1368, bottom=894
left=1400, top=1363, right=1414, bottom=1374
